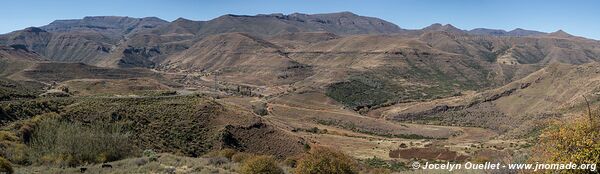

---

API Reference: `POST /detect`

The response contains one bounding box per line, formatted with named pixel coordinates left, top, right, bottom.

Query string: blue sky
left=1, top=0, right=598, bottom=39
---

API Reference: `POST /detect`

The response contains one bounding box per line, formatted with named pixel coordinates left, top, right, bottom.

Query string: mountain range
left=1, top=12, right=593, bottom=68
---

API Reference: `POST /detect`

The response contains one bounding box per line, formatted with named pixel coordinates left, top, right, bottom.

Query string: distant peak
left=423, top=23, right=442, bottom=30
left=554, top=29, right=568, bottom=34
left=141, top=17, right=167, bottom=22
left=549, top=29, right=573, bottom=37
left=423, top=23, right=462, bottom=33
left=504, top=28, right=547, bottom=36
left=444, top=24, right=457, bottom=28
left=173, top=17, right=193, bottom=22
left=429, top=23, right=443, bottom=27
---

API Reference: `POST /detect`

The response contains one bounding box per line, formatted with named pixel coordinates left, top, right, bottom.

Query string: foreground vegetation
left=0, top=77, right=597, bottom=174
left=29, top=117, right=134, bottom=166
left=0, top=78, right=43, bottom=101
left=532, top=111, right=600, bottom=173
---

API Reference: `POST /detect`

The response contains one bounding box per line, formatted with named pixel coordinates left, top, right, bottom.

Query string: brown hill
left=0, top=27, right=114, bottom=65
left=268, top=32, right=340, bottom=49
left=61, top=95, right=306, bottom=158
left=0, top=46, right=47, bottom=100
left=281, top=34, right=532, bottom=110
left=0, top=45, right=43, bottom=62
left=151, top=29, right=600, bottom=110
left=0, top=12, right=403, bottom=68
left=40, top=16, right=169, bottom=40
left=3, top=12, right=598, bottom=73
left=0, top=17, right=168, bottom=67
left=162, top=33, right=313, bottom=86
left=0, top=45, right=45, bottom=79
left=194, top=12, right=403, bottom=37
left=105, top=12, right=403, bottom=68
left=378, top=62, right=600, bottom=137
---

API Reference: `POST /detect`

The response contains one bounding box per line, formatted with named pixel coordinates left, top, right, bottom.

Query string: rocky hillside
left=379, top=62, right=600, bottom=137
left=0, top=12, right=403, bottom=68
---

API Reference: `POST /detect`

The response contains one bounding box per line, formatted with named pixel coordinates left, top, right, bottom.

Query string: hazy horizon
left=1, top=0, right=599, bottom=40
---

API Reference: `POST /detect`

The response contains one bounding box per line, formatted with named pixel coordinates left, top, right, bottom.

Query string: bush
left=239, top=155, right=283, bottom=174
left=0, top=157, right=13, bottom=174
left=218, top=149, right=237, bottom=160
left=0, top=131, right=27, bottom=164
left=389, top=161, right=408, bottom=171
left=231, top=152, right=253, bottom=163
left=365, top=156, right=388, bottom=168
left=252, top=102, right=268, bottom=116
left=284, top=156, right=299, bottom=168
left=2, top=142, right=27, bottom=165
left=28, top=118, right=134, bottom=167
left=533, top=116, right=600, bottom=173
left=143, top=149, right=158, bottom=161
left=295, top=146, right=358, bottom=174
left=363, top=157, right=407, bottom=172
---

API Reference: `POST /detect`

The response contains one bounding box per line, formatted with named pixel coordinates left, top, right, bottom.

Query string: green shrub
left=0, top=157, right=13, bottom=174
left=389, top=161, right=408, bottom=172
left=239, top=155, right=283, bottom=174
left=252, top=102, right=268, bottom=116
left=143, top=149, right=158, bottom=161
left=363, top=157, right=407, bottom=172
left=0, top=98, right=73, bottom=123
left=28, top=118, right=134, bottom=167
left=365, top=156, right=388, bottom=168
left=295, top=146, right=358, bottom=174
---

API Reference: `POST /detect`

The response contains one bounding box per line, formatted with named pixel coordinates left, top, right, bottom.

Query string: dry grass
left=231, top=152, right=254, bottom=163
left=15, top=153, right=238, bottom=174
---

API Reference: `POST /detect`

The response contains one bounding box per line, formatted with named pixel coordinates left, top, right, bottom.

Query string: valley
left=0, top=11, right=599, bottom=173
